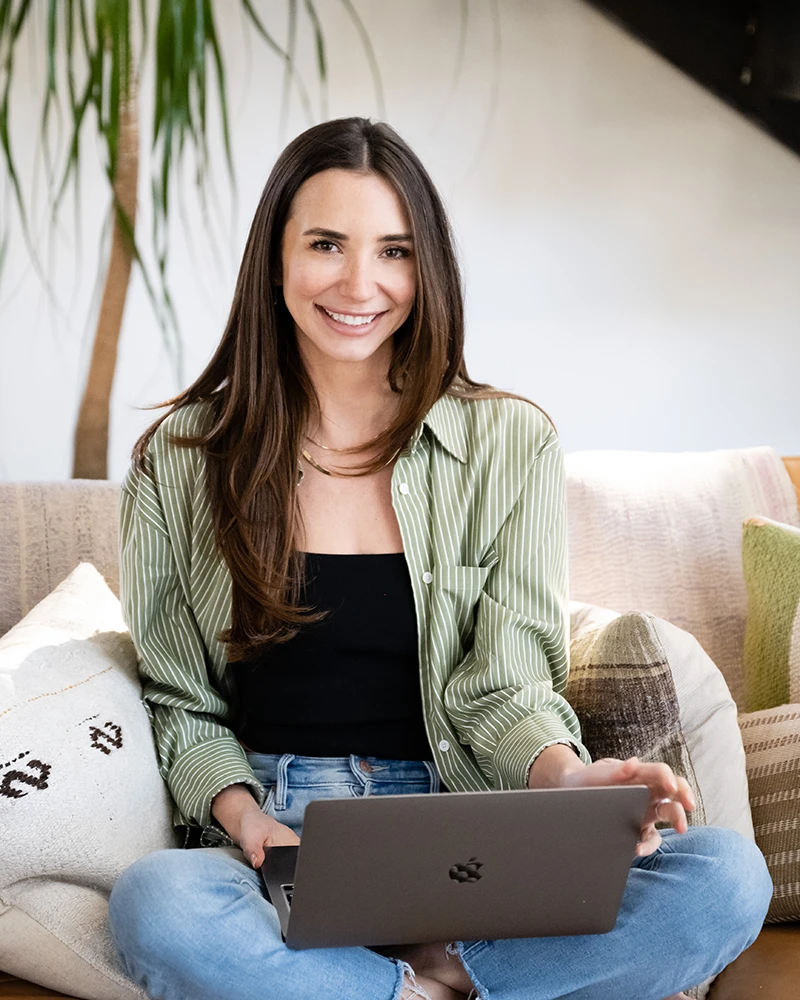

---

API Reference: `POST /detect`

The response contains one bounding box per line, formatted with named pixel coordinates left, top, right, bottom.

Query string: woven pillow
left=738, top=703, right=800, bottom=922
left=742, top=516, right=800, bottom=712
left=568, top=602, right=754, bottom=841
left=0, top=562, right=179, bottom=999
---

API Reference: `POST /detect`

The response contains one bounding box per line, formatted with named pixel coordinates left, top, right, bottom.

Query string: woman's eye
left=384, top=246, right=411, bottom=259
left=309, top=240, right=410, bottom=259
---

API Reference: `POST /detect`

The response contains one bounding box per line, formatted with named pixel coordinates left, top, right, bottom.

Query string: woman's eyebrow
left=302, top=227, right=413, bottom=243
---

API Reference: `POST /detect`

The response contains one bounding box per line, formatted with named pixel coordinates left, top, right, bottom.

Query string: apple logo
left=449, top=857, right=483, bottom=882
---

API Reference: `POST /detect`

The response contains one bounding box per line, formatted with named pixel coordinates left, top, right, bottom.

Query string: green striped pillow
left=742, top=517, right=800, bottom=713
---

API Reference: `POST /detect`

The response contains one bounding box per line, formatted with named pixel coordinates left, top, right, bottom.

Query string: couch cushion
left=0, top=562, right=178, bottom=999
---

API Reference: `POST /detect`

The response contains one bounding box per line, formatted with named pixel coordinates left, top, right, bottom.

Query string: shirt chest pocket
left=432, top=551, right=498, bottom=651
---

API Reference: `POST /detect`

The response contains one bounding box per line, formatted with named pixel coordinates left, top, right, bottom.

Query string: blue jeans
left=108, top=752, right=773, bottom=1000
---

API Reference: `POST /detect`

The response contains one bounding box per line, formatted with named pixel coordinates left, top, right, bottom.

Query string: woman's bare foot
left=663, top=994, right=692, bottom=999
left=401, top=969, right=467, bottom=1000
left=388, top=942, right=475, bottom=996
left=374, top=942, right=475, bottom=998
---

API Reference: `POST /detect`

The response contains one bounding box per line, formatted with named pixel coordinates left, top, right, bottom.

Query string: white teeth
left=323, top=307, right=378, bottom=326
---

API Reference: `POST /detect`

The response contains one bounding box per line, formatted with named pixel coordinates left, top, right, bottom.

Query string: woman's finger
left=643, top=797, right=689, bottom=835
left=243, top=843, right=265, bottom=868
left=674, top=775, right=697, bottom=813
left=636, top=824, right=663, bottom=857
left=573, top=758, right=696, bottom=836
left=621, top=761, right=697, bottom=816
left=621, top=760, right=679, bottom=797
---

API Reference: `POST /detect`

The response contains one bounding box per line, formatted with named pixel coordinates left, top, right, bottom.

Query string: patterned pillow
left=0, top=562, right=179, bottom=999
left=742, top=516, right=800, bottom=712
left=568, top=602, right=754, bottom=841
left=738, top=703, right=800, bottom=922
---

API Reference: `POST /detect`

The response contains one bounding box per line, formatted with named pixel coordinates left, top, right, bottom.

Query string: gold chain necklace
left=300, top=416, right=396, bottom=479
left=303, top=424, right=391, bottom=452
left=300, top=445, right=401, bottom=478
left=303, top=433, right=350, bottom=453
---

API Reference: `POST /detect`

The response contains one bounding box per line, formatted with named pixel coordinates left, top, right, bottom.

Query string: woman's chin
left=299, top=328, right=395, bottom=366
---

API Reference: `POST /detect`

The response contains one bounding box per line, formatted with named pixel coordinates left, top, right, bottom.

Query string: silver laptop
left=259, top=783, right=650, bottom=949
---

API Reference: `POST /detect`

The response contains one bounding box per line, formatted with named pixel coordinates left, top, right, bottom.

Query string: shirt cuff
left=493, top=714, right=592, bottom=789
left=524, top=738, right=584, bottom=787
left=168, top=735, right=268, bottom=830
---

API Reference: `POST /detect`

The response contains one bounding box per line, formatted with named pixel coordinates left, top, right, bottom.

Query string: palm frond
left=242, top=0, right=315, bottom=128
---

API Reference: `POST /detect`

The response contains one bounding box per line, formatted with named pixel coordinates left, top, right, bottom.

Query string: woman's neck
left=303, top=361, right=400, bottom=449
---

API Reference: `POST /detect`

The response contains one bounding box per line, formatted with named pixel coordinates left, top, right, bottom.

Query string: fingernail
left=250, top=853, right=257, bottom=863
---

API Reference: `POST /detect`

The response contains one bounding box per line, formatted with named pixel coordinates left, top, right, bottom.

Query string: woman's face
left=280, top=168, right=417, bottom=370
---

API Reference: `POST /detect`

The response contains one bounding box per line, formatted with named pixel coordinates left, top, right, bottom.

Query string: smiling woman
left=108, top=116, right=773, bottom=1000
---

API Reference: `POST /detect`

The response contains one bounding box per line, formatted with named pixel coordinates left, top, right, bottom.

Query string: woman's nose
left=340, top=255, right=378, bottom=300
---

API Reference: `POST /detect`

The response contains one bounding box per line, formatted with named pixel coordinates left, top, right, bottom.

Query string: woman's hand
left=211, top=782, right=301, bottom=868
left=238, top=810, right=301, bottom=869
left=560, top=755, right=697, bottom=857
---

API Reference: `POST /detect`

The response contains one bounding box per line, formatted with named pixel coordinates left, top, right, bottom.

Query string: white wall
left=2, top=0, right=799, bottom=481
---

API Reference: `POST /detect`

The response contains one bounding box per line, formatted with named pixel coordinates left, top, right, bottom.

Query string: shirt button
left=399, top=482, right=410, bottom=495
left=438, top=739, right=450, bottom=752
left=422, top=571, right=433, bottom=584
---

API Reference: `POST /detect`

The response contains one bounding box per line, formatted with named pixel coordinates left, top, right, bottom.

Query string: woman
left=108, top=117, right=772, bottom=1000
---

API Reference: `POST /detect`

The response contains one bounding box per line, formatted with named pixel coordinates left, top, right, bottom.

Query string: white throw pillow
left=0, top=562, right=180, bottom=999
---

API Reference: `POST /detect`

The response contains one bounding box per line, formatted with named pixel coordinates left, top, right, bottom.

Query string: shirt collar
left=407, top=393, right=468, bottom=464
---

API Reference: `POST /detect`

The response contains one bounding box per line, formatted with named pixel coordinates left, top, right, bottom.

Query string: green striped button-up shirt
left=119, top=392, right=592, bottom=849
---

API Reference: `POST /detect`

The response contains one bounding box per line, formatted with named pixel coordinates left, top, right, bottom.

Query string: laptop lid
left=262, top=784, right=650, bottom=950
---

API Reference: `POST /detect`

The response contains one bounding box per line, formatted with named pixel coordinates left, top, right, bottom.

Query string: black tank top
left=230, top=552, right=432, bottom=760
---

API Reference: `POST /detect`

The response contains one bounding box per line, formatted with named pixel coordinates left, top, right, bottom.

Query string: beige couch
left=1, top=456, right=800, bottom=1000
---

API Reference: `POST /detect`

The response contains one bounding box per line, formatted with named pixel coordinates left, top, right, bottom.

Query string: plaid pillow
left=568, top=603, right=753, bottom=840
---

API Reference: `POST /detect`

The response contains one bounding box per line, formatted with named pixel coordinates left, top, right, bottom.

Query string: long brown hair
left=129, top=116, right=556, bottom=663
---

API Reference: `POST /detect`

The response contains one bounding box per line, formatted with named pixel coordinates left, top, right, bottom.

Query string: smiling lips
left=318, top=306, right=383, bottom=327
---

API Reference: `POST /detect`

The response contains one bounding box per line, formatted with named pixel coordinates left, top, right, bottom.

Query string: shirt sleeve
left=118, top=441, right=266, bottom=836
left=443, top=423, right=592, bottom=789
